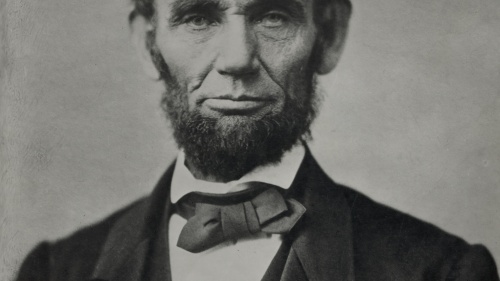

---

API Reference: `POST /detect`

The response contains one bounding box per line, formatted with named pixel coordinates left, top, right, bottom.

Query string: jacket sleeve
left=446, top=244, right=499, bottom=281
left=16, top=242, right=51, bottom=281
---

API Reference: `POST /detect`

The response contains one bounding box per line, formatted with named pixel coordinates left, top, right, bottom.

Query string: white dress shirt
left=168, top=144, right=305, bottom=281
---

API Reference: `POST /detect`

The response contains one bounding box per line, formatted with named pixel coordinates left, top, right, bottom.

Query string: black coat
left=16, top=150, right=499, bottom=281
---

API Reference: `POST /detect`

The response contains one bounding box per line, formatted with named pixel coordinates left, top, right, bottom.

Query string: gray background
left=1, top=0, right=499, bottom=280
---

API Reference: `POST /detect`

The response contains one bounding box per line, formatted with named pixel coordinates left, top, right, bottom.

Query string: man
left=16, top=0, right=499, bottom=280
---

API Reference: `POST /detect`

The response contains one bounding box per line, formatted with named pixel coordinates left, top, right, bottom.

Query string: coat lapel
left=91, top=164, right=175, bottom=281
left=276, top=148, right=355, bottom=281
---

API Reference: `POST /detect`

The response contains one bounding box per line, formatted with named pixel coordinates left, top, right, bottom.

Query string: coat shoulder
left=302, top=151, right=497, bottom=279
left=335, top=182, right=498, bottom=280
left=16, top=197, right=149, bottom=281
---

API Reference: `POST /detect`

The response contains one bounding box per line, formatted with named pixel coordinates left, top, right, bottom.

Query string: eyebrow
left=169, top=0, right=228, bottom=20
left=168, top=0, right=306, bottom=22
left=241, top=0, right=306, bottom=17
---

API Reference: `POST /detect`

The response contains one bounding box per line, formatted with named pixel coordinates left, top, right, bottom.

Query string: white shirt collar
left=170, top=144, right=306, bottom=203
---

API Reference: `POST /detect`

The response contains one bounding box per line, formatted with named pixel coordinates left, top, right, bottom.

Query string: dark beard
left=151, top=39, right=319, bottom=182
left=164, top=87, right=317, bottom=182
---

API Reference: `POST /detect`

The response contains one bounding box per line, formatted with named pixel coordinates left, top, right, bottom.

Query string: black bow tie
left=174, top=182, right=306, bottom=253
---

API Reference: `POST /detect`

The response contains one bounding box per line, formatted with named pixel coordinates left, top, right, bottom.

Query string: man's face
left=151, top=0, right=320, bottom=181
left=155, top=0, right=318, bottom=119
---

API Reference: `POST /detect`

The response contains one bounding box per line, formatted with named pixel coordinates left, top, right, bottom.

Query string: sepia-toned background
left=1, top=0, right=499, bottom=280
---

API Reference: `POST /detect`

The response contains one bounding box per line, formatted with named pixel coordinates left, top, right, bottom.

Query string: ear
left=316, top=2, right=352, bottom=75
left=130, top=14, right=161, bottom=79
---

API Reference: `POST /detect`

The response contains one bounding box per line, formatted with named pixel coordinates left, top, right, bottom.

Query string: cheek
left=258, top=30, right=316, bottom=97
left=155, top=27, right=216, bottom=93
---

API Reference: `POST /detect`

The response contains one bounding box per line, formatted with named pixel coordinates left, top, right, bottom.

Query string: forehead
left=156, top=0, right=312, bottom=14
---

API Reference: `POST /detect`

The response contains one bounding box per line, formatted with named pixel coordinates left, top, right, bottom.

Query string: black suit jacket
left=16, top=149, right=499, bottom=281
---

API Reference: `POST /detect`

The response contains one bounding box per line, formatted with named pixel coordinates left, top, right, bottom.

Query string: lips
left=201, top=95, right=273, bottom=114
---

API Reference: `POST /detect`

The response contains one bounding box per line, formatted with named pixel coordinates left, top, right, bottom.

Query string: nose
left=215, top=17, right=259, bottom=77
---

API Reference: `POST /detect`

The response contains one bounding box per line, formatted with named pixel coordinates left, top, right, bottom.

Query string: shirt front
left=168, top=144, right=305, bottom=281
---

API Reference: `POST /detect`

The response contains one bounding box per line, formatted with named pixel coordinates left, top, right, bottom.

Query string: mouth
left=201, top=95, right=273, bottom=114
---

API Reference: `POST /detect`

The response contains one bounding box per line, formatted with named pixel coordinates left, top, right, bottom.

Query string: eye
left=185, top=15, right=215, bottom=30
left=259, top=12, right=288, bottom=28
